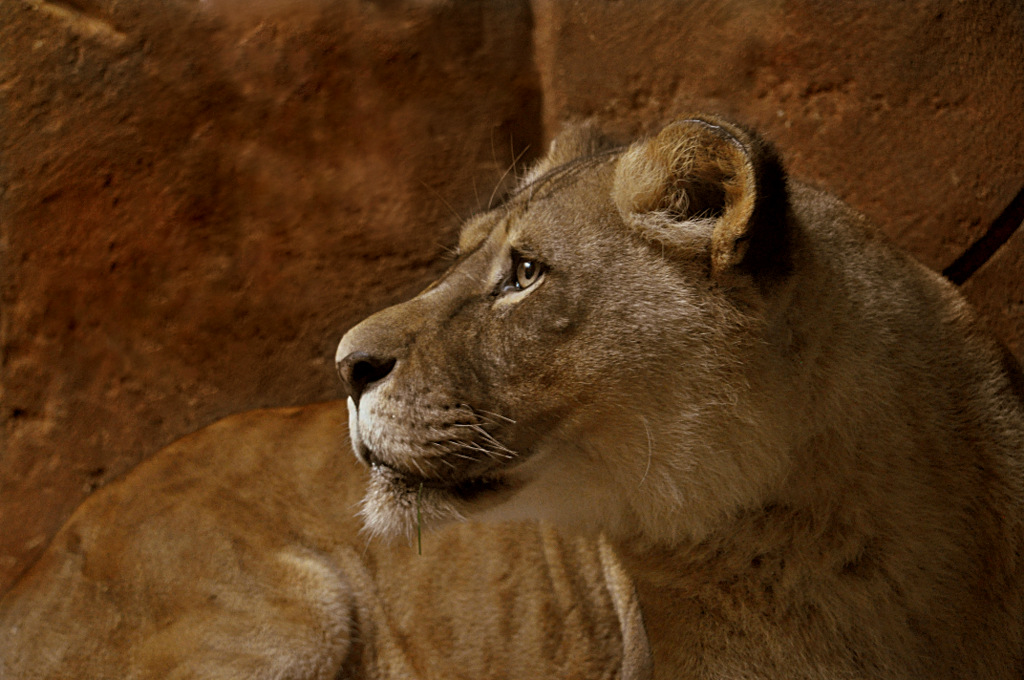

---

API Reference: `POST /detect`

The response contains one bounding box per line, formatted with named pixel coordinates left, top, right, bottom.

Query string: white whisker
left=476, top=409, right=517, bottom=424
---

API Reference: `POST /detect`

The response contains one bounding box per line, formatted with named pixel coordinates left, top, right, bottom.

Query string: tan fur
left=0, top=402, right=651, bottom=679
left=5, top=115, right=1024, bottom=679
left=334, top=116, right=1024, bottom=678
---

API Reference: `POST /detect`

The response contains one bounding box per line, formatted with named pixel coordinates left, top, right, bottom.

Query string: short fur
left=335, top=115, right=1024, bottom=678
left=0, top=402, right=651, bottom=679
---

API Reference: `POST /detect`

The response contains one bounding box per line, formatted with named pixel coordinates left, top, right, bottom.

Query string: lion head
left=336, top=116, right=798, bottom=544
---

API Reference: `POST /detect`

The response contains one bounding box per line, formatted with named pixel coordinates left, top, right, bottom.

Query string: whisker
left=488, top=144, right=532, bottom=209
left=418, top=179, right=464, bottom=223
left=475, top=408, right=517, bottom=424
left=475, top=431, right=516, bottom=456
left=436, top=242, right=461, bottom=261
left=457, top=439, right=515, bottom=460
left=454, top=441, right=492, bottom=455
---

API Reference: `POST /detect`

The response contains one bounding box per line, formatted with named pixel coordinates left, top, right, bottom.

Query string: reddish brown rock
left=0, top=0, right=539, bottom=593
left=962, top=222, right=1024, bottom=360
left=532, top=0, right=1024, bottom=272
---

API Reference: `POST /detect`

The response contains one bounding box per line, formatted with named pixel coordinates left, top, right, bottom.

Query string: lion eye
left=514, top=258, right=543, bottom=290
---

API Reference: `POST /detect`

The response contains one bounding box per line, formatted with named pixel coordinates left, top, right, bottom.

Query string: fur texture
left=0, top=402, right=651, bottom=679
left=336, top=115, right=1024, bottom=678
left=4, top=115, right=1022, bottom=679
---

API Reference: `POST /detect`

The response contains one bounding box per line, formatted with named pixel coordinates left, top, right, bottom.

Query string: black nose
left=336, top=351, right=396, bottom=405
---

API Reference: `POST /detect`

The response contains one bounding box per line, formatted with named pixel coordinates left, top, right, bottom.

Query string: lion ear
left=522, top=119, right=615, bottom=186
left=612, top=116, right=789, bottom=285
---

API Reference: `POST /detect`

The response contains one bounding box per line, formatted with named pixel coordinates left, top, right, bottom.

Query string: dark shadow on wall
left=944, top=184, right=1024, bottom=285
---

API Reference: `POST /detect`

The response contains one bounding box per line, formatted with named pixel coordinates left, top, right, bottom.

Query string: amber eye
left=514, top=258, right=543, bottom=290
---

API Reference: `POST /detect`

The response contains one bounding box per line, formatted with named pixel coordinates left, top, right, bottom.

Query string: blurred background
left=1, top=0, right=1022, bottom=597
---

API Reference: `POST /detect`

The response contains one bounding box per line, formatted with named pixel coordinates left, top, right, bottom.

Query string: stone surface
left=1, top=0, right=1022, bottom=598
left=532, top=0, right=1024, bottom=272
left=0, top=0, right=539, bottom=593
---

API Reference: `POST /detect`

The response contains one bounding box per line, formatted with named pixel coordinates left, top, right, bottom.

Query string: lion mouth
left=348, top=402, right=523, bottom=509
left=367, top=453, right=515, bottom=503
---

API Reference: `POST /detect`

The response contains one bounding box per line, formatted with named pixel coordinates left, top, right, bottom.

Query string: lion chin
left=347, top=396, right=528, bottom=541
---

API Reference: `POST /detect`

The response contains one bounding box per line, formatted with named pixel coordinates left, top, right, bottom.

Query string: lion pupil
left=517, top=260, right=536, bottom=288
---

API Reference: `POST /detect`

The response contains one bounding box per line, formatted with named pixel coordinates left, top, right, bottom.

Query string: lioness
left=3, top=115, right=1023, bottom=680
left=335, top=116, right=1024, bottom=678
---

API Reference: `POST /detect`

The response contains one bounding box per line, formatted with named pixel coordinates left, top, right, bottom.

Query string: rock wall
left=2, top=0, right=1022, bottom=595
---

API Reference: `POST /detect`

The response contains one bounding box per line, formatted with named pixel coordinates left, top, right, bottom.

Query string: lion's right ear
left=612, top=116, right=790, bottom=289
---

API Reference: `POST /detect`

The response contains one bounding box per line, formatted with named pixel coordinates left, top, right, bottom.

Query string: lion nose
left=336, top=351, right=396, bottom=406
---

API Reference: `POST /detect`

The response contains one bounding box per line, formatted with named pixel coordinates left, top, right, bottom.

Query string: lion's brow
left=507, top=148, right=624, bottom=207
